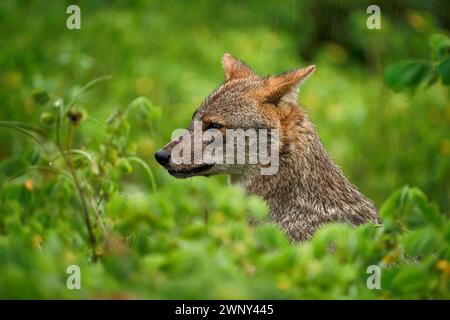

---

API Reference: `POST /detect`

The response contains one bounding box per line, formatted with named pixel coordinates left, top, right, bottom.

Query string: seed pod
left=66, top=108, right=87, bottom=125
left=40, top=112, right=55, bottom=126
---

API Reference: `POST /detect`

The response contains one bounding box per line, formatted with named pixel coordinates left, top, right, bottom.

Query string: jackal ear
left=264, top=65, right=315, bottom=105
left=222, top=53, right=257, bottom=81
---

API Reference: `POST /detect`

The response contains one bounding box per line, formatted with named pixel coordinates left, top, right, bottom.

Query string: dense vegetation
left=0, top=1, right=448, bottom=299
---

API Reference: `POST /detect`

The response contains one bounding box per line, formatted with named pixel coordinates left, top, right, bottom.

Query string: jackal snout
left=154, top=149, right=170, bottom=167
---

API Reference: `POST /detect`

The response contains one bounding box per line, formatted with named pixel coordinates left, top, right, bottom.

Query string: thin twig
left=60, top=122, right=98, bottom=262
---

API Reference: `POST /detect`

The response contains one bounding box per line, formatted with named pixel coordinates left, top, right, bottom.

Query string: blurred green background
left=0, top=0, right=449, bottom=299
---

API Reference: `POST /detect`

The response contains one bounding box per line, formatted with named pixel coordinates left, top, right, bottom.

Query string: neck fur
left=238, top=108, right=379, bottom=241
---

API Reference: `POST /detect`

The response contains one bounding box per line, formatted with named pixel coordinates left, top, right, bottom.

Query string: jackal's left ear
left=222, top=53, right=257, bottom=81
left=264, top=65, right=315, bottom=105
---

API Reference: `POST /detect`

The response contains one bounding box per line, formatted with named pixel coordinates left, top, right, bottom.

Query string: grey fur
left=156, top=54, right=380, bottom=241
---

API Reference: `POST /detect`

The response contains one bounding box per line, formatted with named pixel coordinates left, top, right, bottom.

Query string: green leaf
left=429, top=34, right=450, bottom=60
left=40, top=112, right=55, bottom=126
left=413, top=193, right=445, bottom=228
left=30, top=148, right=41, bottom=165
left=379, top=186, right=443, bottom=230
left=389, top=266, right=428, bottom=295
left=380, top=186, right=408, bottom=219
left=401, top=228, right=443, bottom=256
left=31, top=91, right=50, bottom=105
left=384, top=61, right=432, bottom=92
left=127, top=96, right=161, bottom=121
left=247, top=195, right=269, bottom=221
left=254, top=224, right=289, bottom=250
left=425, top=70, right=439, bottom=87
left=436, top=57, right=450, bottom=85
left=0, top=157, right=30, bottom=177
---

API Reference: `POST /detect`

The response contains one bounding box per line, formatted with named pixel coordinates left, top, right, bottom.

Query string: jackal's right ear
left=222, top=53, right=257, bottom=81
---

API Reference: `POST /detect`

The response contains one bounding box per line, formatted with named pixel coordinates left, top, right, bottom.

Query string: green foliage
left=430, top=34, right=450, bottom=61
left=0, top=0, right=449, bottom=299
left=32, top=91, right=50, bottom=106
left=384, top=34, right=450, bottom=91
left=437, top=58, right=450, bottom=85
left=384, top=61, right=433, bottom=91
left=1, top=167, right=448, bottom=299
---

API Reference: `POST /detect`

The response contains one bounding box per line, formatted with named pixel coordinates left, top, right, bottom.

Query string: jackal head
left=155, top=53, right=315, bottom=179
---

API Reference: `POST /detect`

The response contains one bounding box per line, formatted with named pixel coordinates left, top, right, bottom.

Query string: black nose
left=155, top=149, right=170, bottom=167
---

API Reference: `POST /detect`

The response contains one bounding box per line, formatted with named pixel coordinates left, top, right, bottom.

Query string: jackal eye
left=204, top=122, right=223, bottom=130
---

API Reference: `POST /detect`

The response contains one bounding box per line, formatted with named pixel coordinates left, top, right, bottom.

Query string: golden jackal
left=155, top=54, right=380, bottom=241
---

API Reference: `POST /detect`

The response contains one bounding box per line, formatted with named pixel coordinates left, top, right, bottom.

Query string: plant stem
left=62, top=122, right=98, bottom=261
